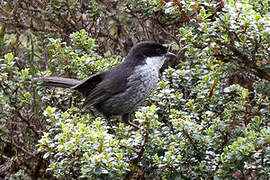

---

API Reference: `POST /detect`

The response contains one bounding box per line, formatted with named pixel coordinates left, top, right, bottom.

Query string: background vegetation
left=0, top=0, right=270, bottom=179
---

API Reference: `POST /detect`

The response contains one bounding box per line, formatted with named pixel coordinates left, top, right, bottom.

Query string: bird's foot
left=121, top=113, right=140, bottom=130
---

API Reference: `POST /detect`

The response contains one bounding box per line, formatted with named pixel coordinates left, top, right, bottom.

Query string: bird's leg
left=104, top=115, right=117, bottom=135
left=122, top=113, right=140, bottom=130
left=106, top=116, right=114, bottom=128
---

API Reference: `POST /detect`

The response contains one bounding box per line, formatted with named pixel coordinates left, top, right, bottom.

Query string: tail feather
left=36, top=77, right=81, bottom=88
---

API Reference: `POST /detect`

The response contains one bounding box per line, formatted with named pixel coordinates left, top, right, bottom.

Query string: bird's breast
left=127, top=64, right=159, bottom=97
left=98, top=64, right=159, bottom=116
left=120, top=64, right=159, bottom=111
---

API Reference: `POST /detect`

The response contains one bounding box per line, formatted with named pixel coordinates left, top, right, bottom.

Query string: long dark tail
left=36, top=77, right=81, bottom=88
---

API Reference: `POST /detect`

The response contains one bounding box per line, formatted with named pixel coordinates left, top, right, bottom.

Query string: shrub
left=1, top=0, right=270, bottom=179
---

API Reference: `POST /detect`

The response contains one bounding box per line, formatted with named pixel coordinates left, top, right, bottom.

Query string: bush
left=1, top=0, right=270, bottom=179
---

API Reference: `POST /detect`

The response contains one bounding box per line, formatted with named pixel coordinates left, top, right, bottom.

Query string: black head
left=126, top=41, right=174, bottom=62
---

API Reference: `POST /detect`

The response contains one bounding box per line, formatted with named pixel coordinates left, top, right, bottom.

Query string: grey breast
left=99, top=64, right=159, bottom=116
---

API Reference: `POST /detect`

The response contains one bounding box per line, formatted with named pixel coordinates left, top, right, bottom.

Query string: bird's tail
left=35, top=77, right=81, bottom=88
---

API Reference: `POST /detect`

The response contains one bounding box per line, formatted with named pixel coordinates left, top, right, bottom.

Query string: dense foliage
left=0, top=0, right=269, bottom=179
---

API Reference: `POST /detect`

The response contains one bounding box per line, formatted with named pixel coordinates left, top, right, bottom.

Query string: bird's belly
left=97, top=66, right=159, bottom=116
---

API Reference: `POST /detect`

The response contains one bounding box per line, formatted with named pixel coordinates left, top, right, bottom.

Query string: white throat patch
left=145, top=56, right=166, bottom=70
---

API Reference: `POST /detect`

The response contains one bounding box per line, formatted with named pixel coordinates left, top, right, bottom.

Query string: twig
left=172, top=0, right=190, bottom=22
left=14, top=105, right=40, bottom=137
left=0, top=138, right=36, bottom=156
left=182, top=128, right=202, bottom=161
left=223, top=41, right=270, bottom=81
left=208, top=78, right=218, bottom=98
left=124, top=124, right=150, bottom=179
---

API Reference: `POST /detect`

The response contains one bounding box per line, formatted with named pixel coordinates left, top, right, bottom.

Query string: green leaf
left=241, top=89, right=249, bottom=99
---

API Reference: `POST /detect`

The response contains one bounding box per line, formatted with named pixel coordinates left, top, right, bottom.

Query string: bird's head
left=126, top=41, right=176, bottom=70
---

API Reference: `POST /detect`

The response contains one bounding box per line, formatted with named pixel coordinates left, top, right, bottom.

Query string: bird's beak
left=165, top=52, right=176, bottom=58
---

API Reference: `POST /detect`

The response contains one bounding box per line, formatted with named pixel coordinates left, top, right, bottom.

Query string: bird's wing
left=72, top=71, right=106, bottom=96
left=82, top=65, right=132, bottom=108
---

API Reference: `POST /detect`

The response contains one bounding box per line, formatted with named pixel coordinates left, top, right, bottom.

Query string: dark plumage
left=37, top=41, right=175, bottom=128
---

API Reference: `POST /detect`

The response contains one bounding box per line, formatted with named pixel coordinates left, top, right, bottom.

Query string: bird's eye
left=156, top=47, right=167, bottom=55
left=156, top=48, right=163, bottom=54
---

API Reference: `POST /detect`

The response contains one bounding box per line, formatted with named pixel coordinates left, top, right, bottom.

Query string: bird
left=37, top=41, right=176, bottom=128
